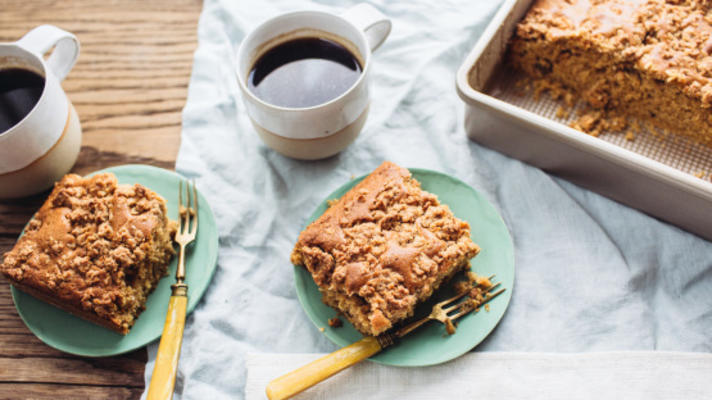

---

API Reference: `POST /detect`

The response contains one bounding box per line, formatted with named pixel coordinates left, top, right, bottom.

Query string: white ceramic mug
left=236, top=3, right=391, bottom=160
left=0, top=25, right=81, bottom=199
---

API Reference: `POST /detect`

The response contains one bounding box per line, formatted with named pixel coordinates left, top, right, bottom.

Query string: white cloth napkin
left=142, top=0, right=712, bottom=399
left=245, top=352, right=712, bottom=400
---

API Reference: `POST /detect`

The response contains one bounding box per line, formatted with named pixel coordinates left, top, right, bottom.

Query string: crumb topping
left=510, top=0, right=712, bottom=147
left=1, top=173, right=175, bottom=334
left=517, top=0, right=712, bottom=106
left=291, top=162, right=479, bottom=336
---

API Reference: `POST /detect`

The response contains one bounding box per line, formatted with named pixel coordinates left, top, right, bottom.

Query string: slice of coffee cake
left=1, top=173, right=176, bottom=335
left=291, top=162, right=480, bottom=336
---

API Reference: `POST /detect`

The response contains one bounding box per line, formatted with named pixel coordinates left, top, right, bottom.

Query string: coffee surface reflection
left=248, top=37, right=362, bottom=109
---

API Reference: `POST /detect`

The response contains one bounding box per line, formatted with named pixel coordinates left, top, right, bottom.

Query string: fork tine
left=448, top=288, right=506, bottom=321
left=186, top=181, right=193, bottom=235
left=436, top=274, right=497, bottom=309
left=191, top=179, right=198, bottom=234
left=186, top=179, right=192, bottom=213
left=442, top=282, right=501, bottom=314
left=179, top=180, right=184, bottom=210
left=178, top=180, right=185, bottom=235
left=394, top=275, right=503, bottom=339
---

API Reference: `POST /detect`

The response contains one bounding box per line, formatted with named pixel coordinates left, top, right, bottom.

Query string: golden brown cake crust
left=0, top=173, right=176, bottom=335
left=291, top=162, right=480, bottom=336
left=510, top=0, right=712, bottom=146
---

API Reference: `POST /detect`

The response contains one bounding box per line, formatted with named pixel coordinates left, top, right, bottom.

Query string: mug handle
left=16, top=25, right=80, bottom=82
left=341, top=3, right=392, bottom=52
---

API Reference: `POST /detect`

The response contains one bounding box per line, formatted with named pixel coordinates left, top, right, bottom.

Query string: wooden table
left=0, top=1, right=202, bottom=398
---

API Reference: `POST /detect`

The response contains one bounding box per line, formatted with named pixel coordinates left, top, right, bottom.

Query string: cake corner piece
left=292, top=161, right=480, bottom=336
left=508, top=0, right=712, bottom=147
left=0, top=172, right=176, bottom=335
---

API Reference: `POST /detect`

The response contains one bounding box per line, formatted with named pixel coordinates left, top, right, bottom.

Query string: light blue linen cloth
left=142, top=0, right=712, bottom=398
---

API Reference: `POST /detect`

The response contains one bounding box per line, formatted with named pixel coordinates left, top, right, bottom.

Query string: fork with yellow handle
left=147, top=180, right=198, bottom=400
left=266, top=276, right=504, bottom=400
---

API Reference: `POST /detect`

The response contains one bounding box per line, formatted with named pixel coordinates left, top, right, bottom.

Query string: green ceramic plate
left=294, top=168, right=515, bottom=367
left=11, top=164, right=219, bottom=357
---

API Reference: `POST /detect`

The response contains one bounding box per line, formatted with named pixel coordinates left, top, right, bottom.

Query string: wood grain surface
left=0, top=0, right=202, bottom=398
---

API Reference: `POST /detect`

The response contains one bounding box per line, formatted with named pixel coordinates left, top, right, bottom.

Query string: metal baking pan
left=456, top=0, right=712, bottom=241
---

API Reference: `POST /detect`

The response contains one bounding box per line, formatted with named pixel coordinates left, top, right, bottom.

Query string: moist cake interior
left=509, top=0, right=712, bottom=147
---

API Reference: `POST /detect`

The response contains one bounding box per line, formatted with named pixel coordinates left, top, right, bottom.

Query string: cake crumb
left=444, top=318, right=456, bottom=335
left=328, top=317, right=343, bottom=328
left=555, top=106, right=569, bottom=119
left=570, top=112, right=600, bottom=135
left=485, top=304, right=490, bottom=312
left=475, top=275, right=492, bottom=288
left=695, top=170, right=706, bottom=178
left=319, top=327, right=325, bottom=332
left=567, top=109, right=630, bottom=138
left=469, top=287, right=485, bottom=302
left=625, top=131, right=635, bottom=141
left=454, top=281, right=470, bottom=295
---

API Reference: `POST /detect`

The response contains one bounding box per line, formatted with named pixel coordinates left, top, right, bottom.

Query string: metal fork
left=266, top=275, right=505, bottom=400
left=387, top=275, right=504, bottom=342
left=147, top=180, right=198, bottom=400
left=174, top=180, right=199, bottom=294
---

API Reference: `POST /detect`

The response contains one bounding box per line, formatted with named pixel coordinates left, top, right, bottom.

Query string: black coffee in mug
left=248, top=37, right=362, bottom=108
left=0, top=67, right=45, bottom=133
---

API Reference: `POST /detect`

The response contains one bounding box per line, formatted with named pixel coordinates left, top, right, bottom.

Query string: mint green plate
left=11, top=164, right=219, bottom=357
left=294, top=168, right=515, bottom=367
